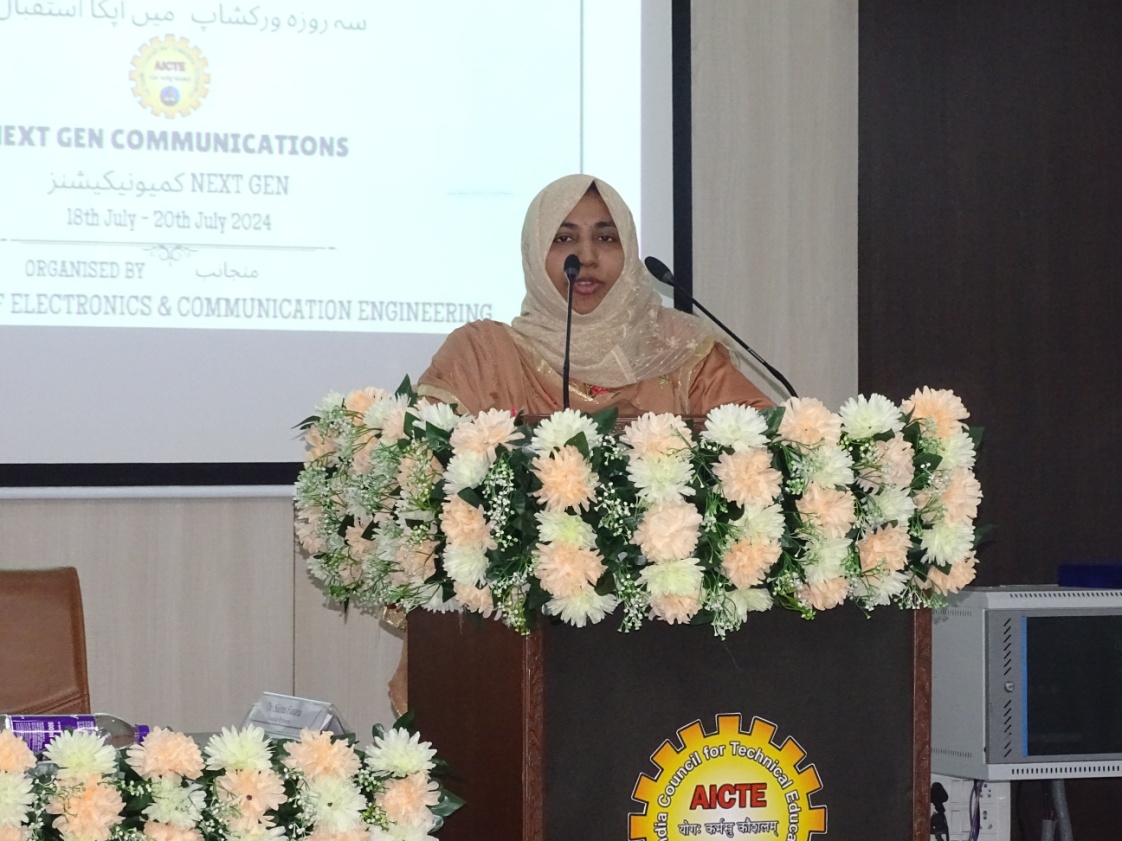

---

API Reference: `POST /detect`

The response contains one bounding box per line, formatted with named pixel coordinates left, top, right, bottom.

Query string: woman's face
left=545, top=188, right=625, bottom=315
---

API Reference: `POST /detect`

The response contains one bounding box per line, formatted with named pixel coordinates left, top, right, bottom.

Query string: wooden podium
left=410, top=606, right=931, bottom=840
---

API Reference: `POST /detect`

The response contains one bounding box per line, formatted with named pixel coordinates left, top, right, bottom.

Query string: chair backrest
left=0, top=567, right=91, bottom=714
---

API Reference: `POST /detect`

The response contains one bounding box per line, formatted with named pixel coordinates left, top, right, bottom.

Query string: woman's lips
left=572, top=277, right=602, bottom=295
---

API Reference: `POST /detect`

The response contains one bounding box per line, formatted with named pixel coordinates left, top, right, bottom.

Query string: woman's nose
left=577, top=238, right=598, bottom=266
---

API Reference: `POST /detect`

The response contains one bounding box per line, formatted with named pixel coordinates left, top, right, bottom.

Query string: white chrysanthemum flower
left=369, top=825, right=433, bottom=841
left=530, top=409, right=602, bottom=453
left=728, top=587, right=773, bottom=618
left=868, top=486, right=917, bottom=527
left=228, top=823, right=289, bottom=841
left=839, top=394, right=904, bottom=439
left=145, top=778, right=206, bottom=828
left=536, top=511, right=596, bottom=549
left=544, top=590, right=619, bottom=627
left=412, top=400, right=463, bottom=432
left=851, top=570, right=909, bottom=606
left=0, top=770, right=34, bottom=826
left=204, top=726, right=272, bottom=772
left=921, top=521, right=974, bottom=566
left=314, top=392, right=345, bottom=415
left=802, top=536, right=851, bottom=582
left=441, top=543, right=489, bottom=586
left=305, top=776, right=366, bottom=832
left=805, top=445, right=855, bottom=488
left=936, top=427, right=977, bottom=472
left=639, top=558, right=704, bottom=597
left=627, top=453, right=695, bottom=504
left=364, top=393, right=409, bottom=430
left=734, top=503, right=786, bottom=544
left=43, top=729, right=118, bottom=778
left=442, top=451, right=491, bottom=494
left=701, top=404, right=768, bottom=452
left=417, top=583, right=461, bottom=613
left=365, top=729, right=437, bottom=777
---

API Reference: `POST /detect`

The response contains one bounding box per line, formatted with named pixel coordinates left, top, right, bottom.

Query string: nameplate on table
left=243, top=692, right=350, bottom=740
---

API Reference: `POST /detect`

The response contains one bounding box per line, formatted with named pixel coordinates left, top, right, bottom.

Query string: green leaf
left=590, top=406, right=620, bottom=435
left=968, top=425, right=985, bottom=450
left=293, top=415, right=320, bottom=430
left=458, top=487, right=485, bottom=507
left=566, top=431, right=591, bottom=459
left=392, top=709, right=417, bottom=732
left=394, top=375, right=414, bottom=398
left=761, top=405, right=786, bottom=437
left=433, top=790, right=466, bottom=817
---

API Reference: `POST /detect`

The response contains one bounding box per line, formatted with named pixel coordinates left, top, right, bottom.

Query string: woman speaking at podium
left=391, top=175, right=772, bottom=715
left=416, top=173, right=772, bottom=415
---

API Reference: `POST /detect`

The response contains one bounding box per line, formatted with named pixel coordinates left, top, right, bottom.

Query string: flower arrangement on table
left=0, top=721, right=461, bottom=841
left=294, top=381, right=983, bottom=637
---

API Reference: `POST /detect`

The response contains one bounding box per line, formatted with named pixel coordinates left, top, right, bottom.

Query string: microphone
left=561, top=254, right=580, bottom=409
left=644, top=255, right=798, bottom=398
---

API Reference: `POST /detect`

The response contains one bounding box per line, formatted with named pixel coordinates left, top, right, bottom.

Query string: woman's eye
left=554, top=234, right=573, bottom=243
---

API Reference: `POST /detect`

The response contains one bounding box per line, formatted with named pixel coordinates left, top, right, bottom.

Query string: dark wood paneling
left=860, top=4, right=1122, bottom=836
left=859, top=2, right=1122, bottom=588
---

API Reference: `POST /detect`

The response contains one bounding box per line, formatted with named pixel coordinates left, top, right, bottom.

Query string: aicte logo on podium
left=629, top=715, right=827, bottom=840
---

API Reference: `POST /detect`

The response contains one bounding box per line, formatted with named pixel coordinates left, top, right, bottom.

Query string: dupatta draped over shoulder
left=418, top=174, right=772, bottom=415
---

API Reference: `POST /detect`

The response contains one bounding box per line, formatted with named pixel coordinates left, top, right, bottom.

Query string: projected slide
left=0, top=0, right=654, bottom=467
left=0, top=0, right=629, bottom=334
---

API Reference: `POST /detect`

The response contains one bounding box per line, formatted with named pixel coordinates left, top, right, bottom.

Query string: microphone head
left=563, top=254, right=581, bottom=283
left=644, top=255, right=674, bottom=285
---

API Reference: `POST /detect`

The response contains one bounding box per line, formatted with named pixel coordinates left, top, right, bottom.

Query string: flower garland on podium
left=294, top=382, right=983, bottom=636
left=0, top=722, right=461, bottom=841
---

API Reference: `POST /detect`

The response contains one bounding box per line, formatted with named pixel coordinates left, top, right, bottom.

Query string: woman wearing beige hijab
left=391, top=176, right=770, bottom=715
left=417, top=173, right=771, bottom=415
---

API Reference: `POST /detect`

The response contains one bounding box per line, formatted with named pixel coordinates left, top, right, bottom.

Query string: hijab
left=509, top=174, right=718, bottom=389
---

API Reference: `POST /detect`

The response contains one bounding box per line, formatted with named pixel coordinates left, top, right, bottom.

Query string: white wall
left=0, top=0, right=857, bottom=736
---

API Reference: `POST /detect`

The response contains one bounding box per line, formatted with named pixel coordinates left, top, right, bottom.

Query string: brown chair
left=0, top=567, right=91, bottom=714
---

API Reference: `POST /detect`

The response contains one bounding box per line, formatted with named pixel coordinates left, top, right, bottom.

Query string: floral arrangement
left=294, top=382, right=984, bottom=637
left=0, top=721, right=461, bottom=841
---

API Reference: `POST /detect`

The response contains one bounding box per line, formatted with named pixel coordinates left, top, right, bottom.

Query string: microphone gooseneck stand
left=561, top=254, right=581, bottom=410
left=643, top=255, right=798, bottom=399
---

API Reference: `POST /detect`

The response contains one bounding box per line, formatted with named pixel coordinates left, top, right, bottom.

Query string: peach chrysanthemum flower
left=343, top=387, right=386, bottom=421
left=344, top=520, right=377, bottom=562
left=295, top=507, right=326, bottom=555
left=633, top=500, right=702, bottom=563
left=532, top=446, right=597, bottom=512
left=797, top=577, right=848, bottom=611
left=778, top=397, right=841, bottom=448
left=126, top=728, right=203, bottom=780
left=721, top=539, right=781, bottom=589
left=441, top=497, right=494, bottom=550
left=450, top=408, right=520, bottom=458
left=534, top=542, right=605, bottom=599
left=394, top=539, right=437, bottom=583
left=649, top=593, right=702, bottom=625
left=940, top=468, right=983, bottom=525
left=453, top=582, right=495, bottom=617
left=620, top=413, right=692, bottom=458
left=796, top=483, right=856, bottom=539
left=0, top=827, right=29, bottom=841
left=925, top=553, right=978, bottom=595
left=857, top=525, right=911, bottom=577
left=350, top=433, right=379, bottom=476
left=282, top=730, right=360, bottom=783
left=0, top=731, right=35, bottom=774
left=303, top=428, right=337, bottom=465
left=902, top=387, right=969, bottom=440
left=142, top=823, right=203, bottom=841
left=376, top=772, right=439, bottom=830
left=305, top=828, right=368, bottom=841
left=216, top=769, right=286, bottom=823
left=47, top=775, right=124, bottom=841
left=860, top=437, right=916, bottom=491
left=713, top=449, right=782, bottom=508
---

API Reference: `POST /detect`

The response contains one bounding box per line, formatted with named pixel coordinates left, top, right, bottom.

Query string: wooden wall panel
left=692, top=0, right=859, bottom=407
left=0, top=497, right=294, bottom=732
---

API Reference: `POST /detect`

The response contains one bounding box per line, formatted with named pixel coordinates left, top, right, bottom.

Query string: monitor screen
left=1025, top=615, right=1122, bottom=757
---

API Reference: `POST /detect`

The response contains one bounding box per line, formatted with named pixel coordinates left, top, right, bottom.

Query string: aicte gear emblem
left=630, top=714, right=827, bottom=840
left=130, top=35, right=210, bottom=118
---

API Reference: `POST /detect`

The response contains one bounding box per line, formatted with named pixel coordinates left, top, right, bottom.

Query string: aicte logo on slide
left=630, top=715, right=827, bottom=840
left=130, top=35, right=210, bottom=118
